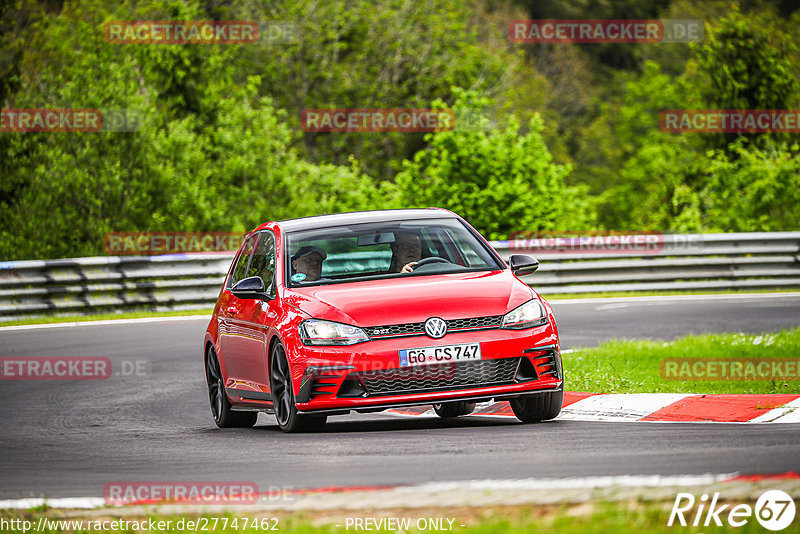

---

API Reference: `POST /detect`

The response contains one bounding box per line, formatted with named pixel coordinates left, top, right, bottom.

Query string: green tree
left=701, top=141, right=800, bottom=231
left=692, top=6, right=799, bottom=149
left=389, top=90, right=595, bottom=240
left=235, top=0, right=539, bottom=180
left=0, top=1, right=382, bottom=260
left=574, top=61, right=697, bottom=229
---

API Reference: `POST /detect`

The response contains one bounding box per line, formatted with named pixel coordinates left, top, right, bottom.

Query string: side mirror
left=509, top=254, right=539, bottom=276
left=231, top=276, right=269, bottom=300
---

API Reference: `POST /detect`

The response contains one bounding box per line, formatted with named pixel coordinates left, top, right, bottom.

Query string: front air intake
left=514, top=356, right=539, bottom=382
left=337, top=375, right=368, bottom=398
left=295, top=366, right=354, bottom=402
left=523, top=345, right=562, bottom=380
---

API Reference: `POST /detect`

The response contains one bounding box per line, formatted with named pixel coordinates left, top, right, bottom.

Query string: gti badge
left=424, top=317, right=447, bottom=339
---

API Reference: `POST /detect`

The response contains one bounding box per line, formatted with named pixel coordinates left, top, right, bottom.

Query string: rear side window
left=228, top=234, right=258, bottom=288
left=246, top=231, right=276, bottom=289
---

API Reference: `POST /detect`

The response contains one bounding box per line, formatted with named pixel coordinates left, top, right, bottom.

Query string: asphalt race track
left=1, top=294, right=799, bottom=499
left=551, top=293, right=800, bottom=349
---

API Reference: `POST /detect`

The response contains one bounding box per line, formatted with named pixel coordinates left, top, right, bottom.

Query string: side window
left=246, top=231, right=276, bottom=289
left=228, top=235, right=258, bottom=288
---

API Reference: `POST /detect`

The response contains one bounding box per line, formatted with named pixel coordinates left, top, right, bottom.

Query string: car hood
left=284, top=270, right=534, bottom=326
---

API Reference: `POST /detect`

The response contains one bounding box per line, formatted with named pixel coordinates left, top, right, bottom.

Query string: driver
left=390, top=232, right=422, bottom=273
left=291, top=245, right=326, bottom=281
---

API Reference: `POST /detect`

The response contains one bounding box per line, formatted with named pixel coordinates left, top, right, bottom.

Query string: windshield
left=284, top=218, right=503, bottom=286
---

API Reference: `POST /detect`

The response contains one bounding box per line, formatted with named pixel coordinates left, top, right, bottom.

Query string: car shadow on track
left=247, top=414, right=564, bottom=434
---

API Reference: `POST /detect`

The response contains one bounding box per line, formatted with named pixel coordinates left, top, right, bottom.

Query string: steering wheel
left=411, top=257, right=451, bottom=270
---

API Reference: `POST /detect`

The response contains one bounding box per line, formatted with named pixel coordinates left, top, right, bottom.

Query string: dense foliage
left=0, top=0, right=798, bottom=259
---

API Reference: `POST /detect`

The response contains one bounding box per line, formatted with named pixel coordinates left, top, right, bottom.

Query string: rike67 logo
left=669, top=490, right=796, bottom=531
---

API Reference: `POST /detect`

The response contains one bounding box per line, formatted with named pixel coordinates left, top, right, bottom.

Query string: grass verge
left=566, top=328, right=800, bottom=394
left=0, top=309, right=212, bottom=328
left=0, top=500, right=779, bottom=533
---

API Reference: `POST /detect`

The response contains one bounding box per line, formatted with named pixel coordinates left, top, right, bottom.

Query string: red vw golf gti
left=203, top=209, right=563, bottom=432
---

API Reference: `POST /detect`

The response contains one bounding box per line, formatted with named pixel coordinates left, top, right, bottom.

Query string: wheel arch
left=203, top=336, right=215, bottom=376
left=204, top=336, right=230, bottom=392
left=266, top=330, right=283, bottom=386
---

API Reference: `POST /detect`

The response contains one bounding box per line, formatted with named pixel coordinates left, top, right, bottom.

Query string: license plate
left=398, top=343, right=481, bottom=367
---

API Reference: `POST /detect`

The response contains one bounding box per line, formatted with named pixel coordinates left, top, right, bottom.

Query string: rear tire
left=433, top=401, right=476, bottom=418
left=509, top=385, right=563, bottom=423
left=206, top=346, right=258, bottom=428
left=270, top=342, right=327, bottom=433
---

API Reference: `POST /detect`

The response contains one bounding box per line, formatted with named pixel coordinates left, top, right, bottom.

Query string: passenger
left=390, top=232, right=422, bottom=273
left=291, top=245, right=326, bottom=281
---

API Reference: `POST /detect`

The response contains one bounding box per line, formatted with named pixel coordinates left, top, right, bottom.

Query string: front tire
left=270, top=342, right=327, bottom=433
left=206, top=346, right=257, bottom=428
left=509, top=385, right=563, bottom=423
left=433, top=401, right=475, bottom=418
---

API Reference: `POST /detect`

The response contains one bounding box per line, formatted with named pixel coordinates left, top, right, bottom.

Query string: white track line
left=550, top=292, right=800, bottom=305
left=0, top=497, right=105, bottom=509
left=558, top=393, right=690, bottom=421
left=411, top=473, right=738, bottom=492
left=750, top=397, right=800, bottom=423
left=388, top=394, right=800, bottom=424
left=0, top=315, right=209, bottom=332
left=388, top=395, right=691, bottom=422
left=0, top=474, right=739, bottom=509
left=4, top=292, right=797, bottom=331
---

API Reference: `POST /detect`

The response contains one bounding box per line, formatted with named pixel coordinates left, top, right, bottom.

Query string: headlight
left=501, top=299, right=547, bottom=329
left=298, top=319, right=369, bottom=346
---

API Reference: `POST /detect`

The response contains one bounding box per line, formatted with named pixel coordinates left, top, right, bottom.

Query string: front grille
left=363, top=322, right=425, bottom=337
left=363, top=315, right=503, bottom=339
left=351, top=357, right=520, bottom=396
left=448, top=315, right=504, bottom=330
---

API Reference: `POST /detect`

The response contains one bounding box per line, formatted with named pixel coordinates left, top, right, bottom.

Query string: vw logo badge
left=424, top=317, right=447, bottom=339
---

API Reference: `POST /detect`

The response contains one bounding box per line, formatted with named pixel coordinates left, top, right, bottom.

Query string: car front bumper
left=291, top=324, right=562, bottom=413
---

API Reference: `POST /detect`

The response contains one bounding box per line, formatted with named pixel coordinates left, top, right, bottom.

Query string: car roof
left=274, top=208, right=457, bottom=232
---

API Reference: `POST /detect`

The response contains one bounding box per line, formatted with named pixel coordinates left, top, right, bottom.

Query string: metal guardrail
left=1, top=232, right=798, bottom=320
left=512, top=232, right=800, bottom=293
